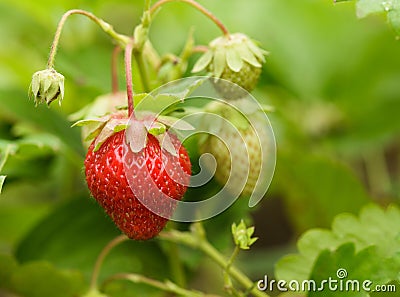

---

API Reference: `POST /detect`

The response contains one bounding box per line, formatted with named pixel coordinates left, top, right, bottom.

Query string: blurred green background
left=0, top=0, right=399, bottom=296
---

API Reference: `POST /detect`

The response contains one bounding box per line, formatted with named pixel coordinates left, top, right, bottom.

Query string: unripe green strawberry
left=200, top=125, right=261, bottom=196
left=199, top=101, right=271, bottom=197
left=192, top=33, right=268, bottom=97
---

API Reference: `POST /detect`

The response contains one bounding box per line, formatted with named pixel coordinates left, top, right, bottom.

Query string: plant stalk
left=125, top=41, right=135, bottom=116
left=104, top=273, right=221, bottom=297
left=149, top=0, right=230, bottom=36
left=47, top=9, right=130, bottom=69
left=133, top=51, right=151, bottom=93
left=111, top=46, right=122, bottom=94
left=159, top=229, right=270, bottom=297
left=90, top=235, right=129, bottom=290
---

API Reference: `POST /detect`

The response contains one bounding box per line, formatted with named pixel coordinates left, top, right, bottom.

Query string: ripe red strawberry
left=85, top=128, right=191, bottom=240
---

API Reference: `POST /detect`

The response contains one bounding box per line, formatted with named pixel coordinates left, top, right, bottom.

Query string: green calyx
left=29, top=68, right=65, bottom=106
left=73, top=108, right=194, bottom=155
left=192, top=33, right=269, bottom=78
left=232, top=220, right=258, bottom=250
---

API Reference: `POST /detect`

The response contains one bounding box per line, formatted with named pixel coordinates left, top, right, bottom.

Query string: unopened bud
left=29, top=68, right=65, bottom=106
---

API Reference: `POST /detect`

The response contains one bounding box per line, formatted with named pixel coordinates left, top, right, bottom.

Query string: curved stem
left=133, top=51, right=151, bottom=93
left=224, top=246, right=240, bottom=294
left=149, top=0, right=229, bottom=36
left=47, top=9, right=131, bottom=69
left=145, top=0, right=152, bottom=11
left=111, top=46, right=122, bottom=94
left=103, top=273, right=221, bottom=297
left=90, top=235, right=129, bottom=290
left=192, top=45, right=209, bottom=53
left=125, top=41, right=135, bottom=116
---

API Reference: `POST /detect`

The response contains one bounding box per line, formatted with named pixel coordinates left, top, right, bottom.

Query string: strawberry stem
left=125, top=41, right=135, bottom=116
left=103, top=273, right=218, bottom=297
left=158, top=226, right=271, bottom=297
left=192, top=45, right=209, bottom=53
left=47, top=9, right=131, bottom=69
left=145, top=0, right=152, bottom=11
left=149, top=0, right=230, bottom=37
left=133, top=51, right=151, bottom=93
left=111, top=46, right=122, bottom=94
left=90, top=235, right=129, bottom=290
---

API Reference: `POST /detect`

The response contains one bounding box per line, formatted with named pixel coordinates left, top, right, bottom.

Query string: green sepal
left=192, top=50, right=213, bottom=73
left=231, top=220, right=258, bottom=250
left=213, top=47, right=227, bottom=78
left=236, top=42, right=262, bottom=68
left=125, top=119, right=148, bottom=153
left=146, top=121, right=167, bottom=136
left=156, top=133, right=178, bottom=156
left=192, top=33, right=268, bottom=77
left=93, top=118, right=129, bottom=152
left=226, top=46, right=244, bottom=72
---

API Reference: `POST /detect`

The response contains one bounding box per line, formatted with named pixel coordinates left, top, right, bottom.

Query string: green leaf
left=0, top=89, right=84, bottom=158
left=309, top=243, right=400, bottom=296
left=16, top=197, right=170, bottom=285
left=278, top=153, right=370, bottom=232
left=388, top=4, right=400, bottom=34
left=135, top=77, right=207, bottom=116
left=0, top=176, right=6, bottom=194
left=0, top=144, right=13, bottom=194
left=157, top=115, right=195, bottom=131
left=356, top=0, right=386, bottom=18
left=0, top=254, right=18, bottom=288
left=9, top=261, right=85, bottom=297
left=275, top=204, right=400, bottom=287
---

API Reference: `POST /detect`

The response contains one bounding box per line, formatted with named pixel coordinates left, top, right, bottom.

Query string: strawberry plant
left=1, top=0, right=400, bottom=297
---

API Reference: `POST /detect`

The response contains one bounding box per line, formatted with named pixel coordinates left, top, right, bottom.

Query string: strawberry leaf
left=0, top=144, right=13, bottom=194
left=388, top=4, right=400, bottom=34
left=275, top=204, right=400, bottom=288
left=9, top=261, right=85, bottom=297
left=309, top=243, right=400, bottom=297
left=157, top=115, right=195, bottom=131
left=356, top=0, right=386, bottom=17
left=0, top=176, right=6, bottom=194
left=339, top=0, right=400, bottom=34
